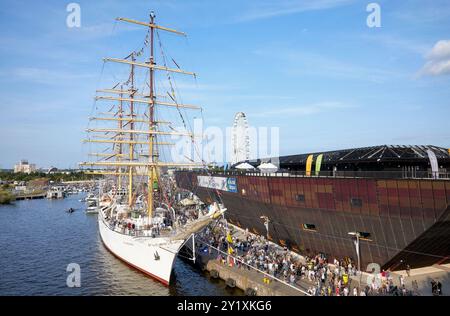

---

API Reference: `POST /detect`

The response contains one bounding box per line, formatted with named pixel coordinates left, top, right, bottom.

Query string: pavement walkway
left=228, top=222, right=449, bottom=296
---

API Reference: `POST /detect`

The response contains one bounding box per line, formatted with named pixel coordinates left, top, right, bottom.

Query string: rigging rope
left=155, top=29, right=224, bottom=204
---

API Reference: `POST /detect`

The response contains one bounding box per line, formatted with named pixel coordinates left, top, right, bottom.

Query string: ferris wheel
left=232, top=112, right=250, bottom=164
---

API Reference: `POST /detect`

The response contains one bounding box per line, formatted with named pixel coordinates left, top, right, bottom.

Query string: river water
left=0, top=194, right=242, bottom=296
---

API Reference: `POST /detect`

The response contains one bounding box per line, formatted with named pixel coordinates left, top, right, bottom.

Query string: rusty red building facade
left=175, top=145, right=450, bottom=271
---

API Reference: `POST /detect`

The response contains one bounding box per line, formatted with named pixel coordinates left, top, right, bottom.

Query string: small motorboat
left=66, top=207, right=75, bottom=213
left=85, top=205, right=99, bottom=214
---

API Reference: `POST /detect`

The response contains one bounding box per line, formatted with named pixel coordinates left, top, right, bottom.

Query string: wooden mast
left=148, top=11, right=156, bottom=219
left=128, top=54, right=135, bottom=207
left=83, top=139, right=174, bottom=146
left=117, top=85, right=123, bottom=190
left=86, top=128, right=194, bottom=137
left=81, top=13, right=203, bottom=212
left=89, top=116, right=170, bottom=124
left=95, top=95, right=201, bottom=109
left=103, top=58, right=195, bottom=76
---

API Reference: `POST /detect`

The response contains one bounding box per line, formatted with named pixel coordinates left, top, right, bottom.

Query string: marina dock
left=14, top=191, right=46, bottom=200
left=204, top=256, right=306, bottom=296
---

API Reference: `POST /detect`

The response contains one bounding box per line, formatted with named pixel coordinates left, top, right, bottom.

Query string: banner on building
left=315, top=154, right=323, bottom=176
left=197, top=176, right=238, bottom=193
left=306, top=154, right=314, bottom=176
left=426, top=149, right=439, bottom=179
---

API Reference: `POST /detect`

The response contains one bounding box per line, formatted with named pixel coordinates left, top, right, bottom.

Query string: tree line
left=0, top=171, right=99, bottom=183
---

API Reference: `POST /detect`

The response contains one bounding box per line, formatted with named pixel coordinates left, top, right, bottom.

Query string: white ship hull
left=98, top=215, right=185, bottom=286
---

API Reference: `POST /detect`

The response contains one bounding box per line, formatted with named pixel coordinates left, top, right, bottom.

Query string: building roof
left=236, top=145, right=450, bottom=168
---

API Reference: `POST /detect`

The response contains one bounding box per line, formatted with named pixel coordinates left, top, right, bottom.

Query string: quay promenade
left=184, top=220, right=448, bottom=296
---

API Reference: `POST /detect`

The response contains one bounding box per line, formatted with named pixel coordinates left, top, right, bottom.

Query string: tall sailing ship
left=80, top=12, right=224, bottom=285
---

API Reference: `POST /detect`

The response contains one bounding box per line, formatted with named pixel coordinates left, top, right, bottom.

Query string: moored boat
left=80, top=12, right=225, bottom=285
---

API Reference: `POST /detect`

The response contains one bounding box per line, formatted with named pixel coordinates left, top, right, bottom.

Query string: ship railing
left=102, top=215, right=175, bottom=238
left=102, top=214, right=204, bottom=238
left=110, top=223, right=175, bottom=238
left=187, top=169, right=450, bottom=180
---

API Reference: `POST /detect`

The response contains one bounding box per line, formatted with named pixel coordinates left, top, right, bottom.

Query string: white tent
left=235, top=162, right=255, bottom=170
left=257, top=162, right=278, bottom=173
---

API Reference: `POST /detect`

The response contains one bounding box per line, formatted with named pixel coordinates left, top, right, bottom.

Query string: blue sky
left=0, top=0, right=449, bottom=168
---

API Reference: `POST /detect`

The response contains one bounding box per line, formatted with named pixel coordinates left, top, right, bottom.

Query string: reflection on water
left=0, top=194, right=242, bottom=296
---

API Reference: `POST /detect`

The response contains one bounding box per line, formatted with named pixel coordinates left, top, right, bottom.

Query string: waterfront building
left=176, top=145, right=450, bottom=271
left=14, top=160, right=36, bottom=174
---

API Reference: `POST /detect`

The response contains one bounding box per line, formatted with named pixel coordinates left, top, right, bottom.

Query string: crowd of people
left=197, top=222, right=430, bottom=296
left=431, top=279, right=443, bottom=296
left=104, top=202, right=205, bottom=237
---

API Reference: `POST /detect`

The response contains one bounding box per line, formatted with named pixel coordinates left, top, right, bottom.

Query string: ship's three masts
left=81, top=12, right=201, bottom=218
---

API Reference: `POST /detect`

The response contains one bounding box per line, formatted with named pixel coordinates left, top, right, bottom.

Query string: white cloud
left=358, top=34, right=428, bottom=55
left=168, top=81, right=237, bottom=92
left=253, top=48, right=405, bottom=83
left=427, top=40, right=450, bottom=60
left=64, top=22, right=140, bottom=41
left=235, top=0, right=354, bottom=22
left=254, top=101, right=356, bottom=117
left=419, top=40, right=450, bottom=76
left=4, top=67, right=96, bottom=85
left=390, top=3, right=450, bottom=24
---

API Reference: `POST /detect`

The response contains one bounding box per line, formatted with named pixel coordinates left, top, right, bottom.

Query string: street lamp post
left=260, top=216, right=270, bottom=240
left=348, top=232, right=362, bottom=285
